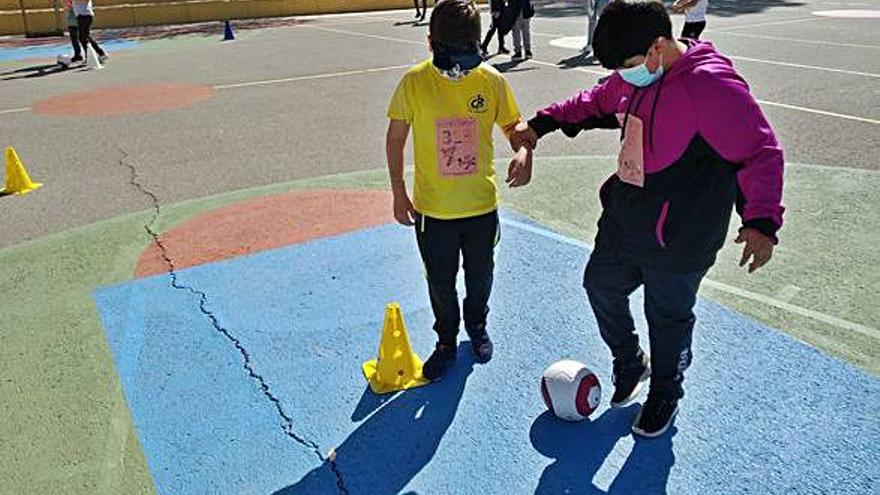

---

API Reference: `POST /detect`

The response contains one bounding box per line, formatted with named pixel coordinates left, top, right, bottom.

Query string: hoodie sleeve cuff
left=527, top=114, right=561, bottom=138
left=740, top=218, right=779, bottom=244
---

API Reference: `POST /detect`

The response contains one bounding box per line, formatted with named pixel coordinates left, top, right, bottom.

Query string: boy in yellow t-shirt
left=386, top=0, right=532, bottom=380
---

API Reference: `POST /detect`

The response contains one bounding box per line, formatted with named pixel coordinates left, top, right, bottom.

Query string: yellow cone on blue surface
left=2, top=147, right=42, bottom=196
left=363, top=302, right=430, bottom=394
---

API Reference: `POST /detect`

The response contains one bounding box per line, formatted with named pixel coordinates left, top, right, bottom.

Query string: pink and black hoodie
left=528, top=41, right=785, bottom=272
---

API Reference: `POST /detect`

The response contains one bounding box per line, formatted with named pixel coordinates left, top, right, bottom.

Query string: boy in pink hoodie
left=511, top=0, right=784, bottom=438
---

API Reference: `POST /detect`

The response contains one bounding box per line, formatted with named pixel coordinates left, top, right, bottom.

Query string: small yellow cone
left=1, top=147, right=42, bottom=196
left=362, top=302, right=430, bottom=394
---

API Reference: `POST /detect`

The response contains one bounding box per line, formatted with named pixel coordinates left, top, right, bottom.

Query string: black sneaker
left=512, top=51, right=523, bottom=60
left=469, top=332, right=493, bottom=363
left=525, top=50, right=533, bottom=59
left=610, top=353, right=651, bottom=408
left=498, top=47, right=510, bottom=55
left=422, top=343, right=457, bottom=380
left=632, top=391, right=679, bottom=438
left=70, top=55, right=83, bottom=63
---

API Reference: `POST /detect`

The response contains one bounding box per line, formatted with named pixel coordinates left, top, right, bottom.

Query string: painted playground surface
left=1, top=2, right=879, bottom=494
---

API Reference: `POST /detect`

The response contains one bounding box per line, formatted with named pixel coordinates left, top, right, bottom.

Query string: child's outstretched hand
left=506, top=147, right=533, bottom=188
left=510, top=122, right=538, bottom=152
left=393, top=190, right=417, bottom=225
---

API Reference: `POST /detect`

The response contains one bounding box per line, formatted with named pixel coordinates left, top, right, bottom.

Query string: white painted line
left=289, top=8, right=425, bottom=22
left=531, top=31, right=571, bottom=39
left=730, top=55, right=880, bottom=79
left=0, top=107, right=29, bottom=115
left=706, top=29, right=880, bottom=50
left=700, top=279, right=880, bottom=341
left=711, top=17, right=827, bottom=31
left=812, top=9, right=880, bottom=18
left=213, top=64, right=411, bottom=90
left=756, top=99, right=880, bottom=125
left=529, top=57, right=609, bottom=77
left=500, top=217, right=880, bottom=340
left=305, top=25, right=424, bottom=46
left=315, top=16, right=408, bottom=27
left=266, top=23, right=878, bottom=126
left=502, top=218, right=591, bottom=249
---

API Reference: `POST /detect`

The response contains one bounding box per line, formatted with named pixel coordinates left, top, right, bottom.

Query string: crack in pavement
left=118, top=150, right=348, bottom=495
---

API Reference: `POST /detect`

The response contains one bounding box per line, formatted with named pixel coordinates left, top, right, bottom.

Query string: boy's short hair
left=593, top=0, right=674, bottom=70
left=430, top=0, right=482, bottom=48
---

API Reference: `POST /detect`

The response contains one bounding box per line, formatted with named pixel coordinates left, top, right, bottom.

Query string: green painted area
left=497, top=157, right=880, bottom=373
left=0, top=157, right=876, bottom=494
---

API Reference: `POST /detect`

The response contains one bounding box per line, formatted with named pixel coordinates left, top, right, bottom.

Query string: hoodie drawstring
left=621, top=73, right=667, bottom=153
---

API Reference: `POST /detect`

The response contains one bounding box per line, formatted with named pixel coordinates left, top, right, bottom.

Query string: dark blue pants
left=584, top=247, right=707, bottom=399
left=414, top=210, right=499, bottom=346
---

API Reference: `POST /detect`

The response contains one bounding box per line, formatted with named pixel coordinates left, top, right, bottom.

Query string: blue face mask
left=619, top=54, right=664, bottom=87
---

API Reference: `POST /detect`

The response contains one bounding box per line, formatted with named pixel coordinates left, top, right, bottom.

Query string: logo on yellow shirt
left=469, top=93, right=487, bottom=114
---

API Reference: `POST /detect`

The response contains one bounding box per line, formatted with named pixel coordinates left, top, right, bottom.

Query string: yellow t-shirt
left=387, top=59, right=521, bottom=220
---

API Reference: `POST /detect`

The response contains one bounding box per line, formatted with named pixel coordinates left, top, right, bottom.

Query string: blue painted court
left=0, top=39, right=138, bottom=62
left=93, top=211, right=879, bottom=494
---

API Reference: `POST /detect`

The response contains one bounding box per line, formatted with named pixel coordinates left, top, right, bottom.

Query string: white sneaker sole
left=609, top=366, right=651, bottom=409
left=631, top=405, right=679, bottom=438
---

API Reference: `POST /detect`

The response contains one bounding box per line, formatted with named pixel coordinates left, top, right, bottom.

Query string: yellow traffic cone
left=1, top=147, right=42, bottom=196
left=362, top=302, right=430, bottom=394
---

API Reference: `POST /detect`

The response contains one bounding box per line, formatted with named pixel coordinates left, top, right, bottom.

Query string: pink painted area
left=135, top=189, right=394, bottom=278
left=32, top=83, right=214, bottom=117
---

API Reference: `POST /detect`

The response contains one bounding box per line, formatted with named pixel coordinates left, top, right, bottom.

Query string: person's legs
left=642, top=267, right=706, bottom=399
left=522, top=17, right=532, bottom=56
left=415, top=213, right=464, bottom=379
left=413, top=0, right=421, bottom=18
left=481, top=20, right=497, bottom=53
left=77, top=15, right=90, bottom=58
left=512, top=15, right=524, bottom=57
left=461, top=211, right=498, bottom=361
left=497, top=24, right=507, bottom=52
left=584, top=0, right=610, bottom=53
left=89, top=37, right=104, bottom=56
left=415, top=214, right=463, bottom=346
left=69, top=25, right=82, bottom=60
left=584, top=248, right=650, bottom=406
left=632, top=266, right=706, bottom=438
left=681, top=21, right=707, bottom=39
left=77, top=15, right=105, bottom=58
left=584, top=254, right=643, bottom=370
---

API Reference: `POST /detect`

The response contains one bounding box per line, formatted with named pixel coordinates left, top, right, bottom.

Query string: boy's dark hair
left=430, top=0, right=481, bottom=47
left=593, top=0, right=673, bottom=70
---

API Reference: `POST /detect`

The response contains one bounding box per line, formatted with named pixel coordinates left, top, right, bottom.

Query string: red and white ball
left=541, top=360, right=601, bottom=421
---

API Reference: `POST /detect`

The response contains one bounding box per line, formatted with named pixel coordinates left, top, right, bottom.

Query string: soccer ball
left=56, top=54, right=72, bottom=68
left=540, top=360, right=601, bottom=421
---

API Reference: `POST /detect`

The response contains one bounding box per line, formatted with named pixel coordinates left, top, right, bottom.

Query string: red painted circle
left=135, top=189, right=394, bottom=278
left=32, top=83, right=214, bottom=117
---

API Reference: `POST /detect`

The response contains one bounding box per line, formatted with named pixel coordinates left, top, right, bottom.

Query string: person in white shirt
left=72, top=0, right=107, bottom=63
left=582, top=0, right=611, bottom=55
left=672, top=0, right=708, bottom=39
